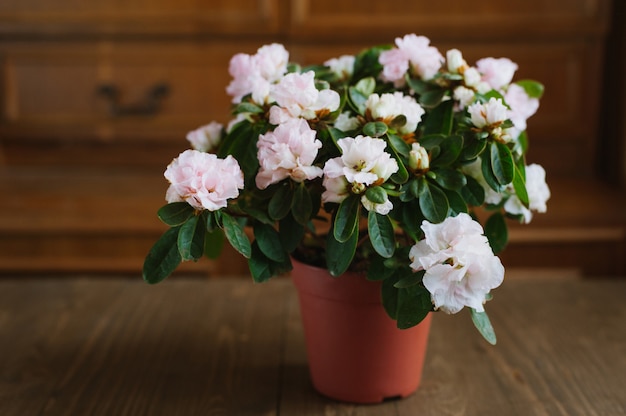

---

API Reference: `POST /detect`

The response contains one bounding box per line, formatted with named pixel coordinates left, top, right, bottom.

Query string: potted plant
left=143, top=34, right=550, bottom=403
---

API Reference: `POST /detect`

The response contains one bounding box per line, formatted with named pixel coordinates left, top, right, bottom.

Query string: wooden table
left=0, top=272, right=624, bottom=415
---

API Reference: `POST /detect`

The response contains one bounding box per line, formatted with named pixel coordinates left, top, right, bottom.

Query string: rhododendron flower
left=409, top=213, right=504, bottom=314
left=164, top=150, right=244, bottom=211
left=269, top=71, right=340, bottom=124
left=379, top=34, right=444, bottom=86
left=361, top=194, right=393, bottom=215
left=226, top=43, right=288, bottom=104
left=365, top=92, right=425, bottom=135
left=476, top=57, right=518, bottom=91
left=334, top=112, right=361, bottom=132
left=255, top=118, right=323, bottom=189
left=468, top=97, right=509, bottom=129
left=446, top=49, right=467, bottom=73
left=324, top=55, right=355, bottom=80
left=505, top=84, right=540, bottom=139
left=186, top=121, right=223, bottom=152
left=322, top=136, right=398, bottom=207
left=503, top=164, right=550, bottom=223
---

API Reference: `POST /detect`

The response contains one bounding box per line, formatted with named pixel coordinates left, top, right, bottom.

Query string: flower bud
left=446, top=49, right=466, bottom=73
left=409, top=143, right=430, bottom=171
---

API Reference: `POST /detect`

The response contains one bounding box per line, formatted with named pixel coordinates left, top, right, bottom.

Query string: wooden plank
left=0, top=278, right=291, bottom=415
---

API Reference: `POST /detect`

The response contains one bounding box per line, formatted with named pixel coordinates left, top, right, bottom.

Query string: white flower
left=186, top=122, right=223, bottom=152
left=504, top=164, right=550, bottom=223
left=361, top=194, right=393, bottom=215
left=324, top=55, right=355, bottom=80
left=164, top=150, right=244, bottom=211
left=322, top=136, right=398, bottom=203
left=365, top=92, right=424, bottom=135
left=453, top=86, right=475, bottom=110
left=463, top=67, right=482, bottom=88
left=255, top=43, right=289, bottom=82
left=467, top=97, right=509, bottom=129
left=334, top=111, right=361, bottom=131
left=269, top=71, right=340, bottom=124
left=476, top=57, right=518, bottom=91
left=446, top=49, right=467, bottom=73
left=409, top=213, right=504, bottom=314
left=255, top=118, right=323, bottom=189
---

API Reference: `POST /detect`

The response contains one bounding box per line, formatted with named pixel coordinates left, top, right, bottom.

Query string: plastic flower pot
left=291, top=257, right=432, bottom=404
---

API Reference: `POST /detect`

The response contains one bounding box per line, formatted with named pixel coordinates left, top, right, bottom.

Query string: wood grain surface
left=0, top=273, right=624, bottom=415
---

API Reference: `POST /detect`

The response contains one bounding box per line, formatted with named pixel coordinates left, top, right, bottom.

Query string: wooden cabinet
left=0, top=0, right=623, bottom=275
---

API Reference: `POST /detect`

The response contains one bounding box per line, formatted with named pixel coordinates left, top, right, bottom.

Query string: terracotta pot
left=291, top=257, right=432, bottom=404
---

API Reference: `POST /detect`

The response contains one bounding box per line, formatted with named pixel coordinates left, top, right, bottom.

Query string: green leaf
left=443, top=189, right=468, bottom=216
left=157, top=202, right=195, bottom=226
left=430, top=167, right=467, bottom=191
left=292, top=184, right=313, bottom=225
left=204, top=228, right=225, bottom=259
left=142, top=227, right=182, bottom=284
left=419, top=88, right=446, bottom=108
left=382, top=275, right=400, bottom=319
left=432, top=135, right=463, bottom=166
left=484, top=212, right=508, bottom=254
left=368, top=211, right=395, bottom=258
left=396, top=285, right=432, bottom=329
left=481, top=150, right=505, bottom=192
left=461, top=175, right=485, bottom=207
left=490, top=141, right=515, bottom=186
left=279, top=213, right=305, bottom=253
left=388, top=144, right=409, bottom=184
left=233, top=101, right=264, bottom=114
left=355, top=76, right=376, bottom=96
left=348, top=86, right=368, bottom=115
left=512, top=163, right=529, bottom=208
left=363, top=121, right=388, bottom=138
left=515, top=80, right=544, bottom=99
left=394, top=269, right=425, bottom=288
left=333, top=194, right=360, bottom=243
left=423, top=100, right=454, bottom=136
left=248, top=241, right=273, bottom=283
left=254, top=223, right=288, bottom=262
left=471, top=308, right=497, bottom=345
left=367, top=255, right=396, bottom=281
left=217, top=120, right=261, bottom=184
left=326, top=219, right=358, bottom=276
left=387, top=133, right=411, bottom=158
left=419, top=182, right=449, bottom=223
left=268, top=184, right=294, bottom=221
left=365, top=186, right=387, bottom=204
left=221, top=212, right=251, bottom=258
left=178, top=214, right=205, bottom=261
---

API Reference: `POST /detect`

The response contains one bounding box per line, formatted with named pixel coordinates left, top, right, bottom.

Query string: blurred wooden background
left=0, top=0, right=624, bottom=277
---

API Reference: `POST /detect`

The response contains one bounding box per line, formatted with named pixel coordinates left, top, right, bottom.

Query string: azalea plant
left=143, top=34, right=550, bottom=344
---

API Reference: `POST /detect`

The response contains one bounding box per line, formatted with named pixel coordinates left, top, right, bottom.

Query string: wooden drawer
left=289, top=0, right=612, bottom=40
left=0, top=0, right=281, bottom=36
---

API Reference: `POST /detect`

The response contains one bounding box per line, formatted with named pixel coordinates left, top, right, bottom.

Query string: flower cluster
left=145, top=34, right=550, bottom=343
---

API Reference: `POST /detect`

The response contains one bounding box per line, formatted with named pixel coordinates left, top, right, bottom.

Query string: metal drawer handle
left=97, top=83, right=170, bottom=117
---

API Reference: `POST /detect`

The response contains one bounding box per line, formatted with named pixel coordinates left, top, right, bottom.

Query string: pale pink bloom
left=324, top=55, right=355, bottom=80
left=504, top=164, right=550, bottom=223
left=321, top=175, right=349, bottom=203
left=476, top=57, right=518, bottom=91
left=462, top=67, right=482, bottom=88
left=186, top=121, right=223, bottom=152
left=379, top=48, right=409, bottom=87
left=269, top=71, right=340, bottom=124
left=255, top=118, right=323, bottom=189
left=225, top=43, right=289, bottom=104
left=453, top=86, right=475, bottom=110
left=164, top=150, right=244, bottom=211
left=505, top=84, right=540, bottom=139
left=396, top=34, right=444, bottom=81
left=409, top=213, right=504, bottom=314
left=255, top=43, right=289, bottom=82
left=468, top=97, right=509, bottom=129
left=379, top=34, right=443, bottom=85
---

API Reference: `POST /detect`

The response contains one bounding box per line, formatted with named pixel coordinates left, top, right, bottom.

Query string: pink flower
left=365, top=92, right=425, bottom=135
left=379, top=34, right=444, bottom=85
left=409, top=213, right=504, bottom=314
left=467, top=97, right=509, bottom=129
left=476, top=57, right=518, bottom=91
left=164, top=150, right=244, bottom=211
left=255, top=118, right=323, bottom=189
left=505, top=84, right=540, bottom=139
left=186, top=121, right=223, bottom=152
left=269, top=71, right=340, bottom=123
